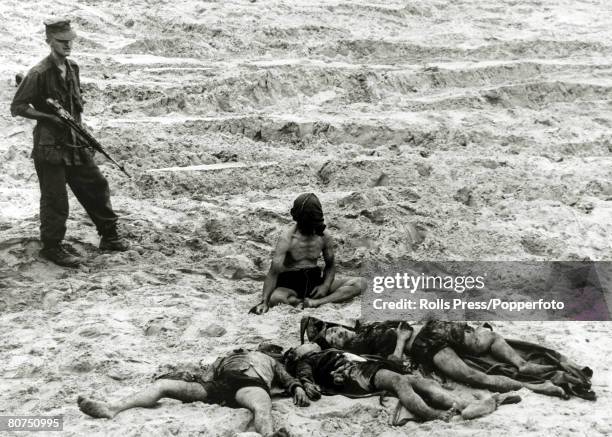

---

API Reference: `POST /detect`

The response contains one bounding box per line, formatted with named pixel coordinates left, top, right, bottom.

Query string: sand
left=0, top=0, right=611, bottom=435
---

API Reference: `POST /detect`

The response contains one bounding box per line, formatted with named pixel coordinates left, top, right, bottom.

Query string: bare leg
left=268, top=287, right=301, bottom=307
left=433, top=347, right=523, bottom=392
left=78, top=380, right=208, bottom=419
left=410, top=377, right=467, bottom=410
left=433, top=348, right=565, bottom=397
left=234, top=386, right=288, bottom=437
left=489, top=334, right=557, bottom=375
left=304, top=276, right=365, bottom=308
left=399, top=374, right=517, bottom=420
left=374, top=370, right=449, bottom=421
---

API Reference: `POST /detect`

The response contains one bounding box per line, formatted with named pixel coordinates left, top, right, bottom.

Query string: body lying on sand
left=78, top=320, right=594, bottom=436
left=284, top=323, right=521, bottom=422
left=77, top=342, right=513, bottom=437
left=302, top=317, right=595, bottom=400
left=78, top=344, right=308, bottom=437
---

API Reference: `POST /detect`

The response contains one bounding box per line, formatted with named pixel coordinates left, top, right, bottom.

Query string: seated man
left=77, top=345, right=309, bottom=437
left=301, top=317, right=593, bottom=400
left=251, top=193, right=366, bottom=314
left=285, top=324, right=519, bottom=422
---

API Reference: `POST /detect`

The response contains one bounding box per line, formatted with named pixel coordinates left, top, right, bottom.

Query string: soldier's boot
left=99, top=228, right=130, bottom=252
left=40, top=244, right=81, bottom=267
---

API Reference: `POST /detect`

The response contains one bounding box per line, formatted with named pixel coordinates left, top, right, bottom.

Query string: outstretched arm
left=295, top=359, right=322, bottom=400
left=272, top=360, right=309, bottom=406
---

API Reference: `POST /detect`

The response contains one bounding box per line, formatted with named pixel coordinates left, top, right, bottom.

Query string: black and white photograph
left=1, top=0, right=610, bottom=436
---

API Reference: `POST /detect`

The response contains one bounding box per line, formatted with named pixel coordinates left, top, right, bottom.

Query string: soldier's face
left=48, top=37, right=73, bottom=57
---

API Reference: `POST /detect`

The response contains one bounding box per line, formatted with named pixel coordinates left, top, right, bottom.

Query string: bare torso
left=283, top=227, right=325, bottom=270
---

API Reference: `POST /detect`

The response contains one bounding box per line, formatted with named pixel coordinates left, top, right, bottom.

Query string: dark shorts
left=203, top=370, right=270, bottom=408
left=411, top=321, right=472, bottom=365
left=342, top=361, right=386, bottom=395
left=277, top=267, right=323, bottom=299
left=157, top=370, right=269, bottom=408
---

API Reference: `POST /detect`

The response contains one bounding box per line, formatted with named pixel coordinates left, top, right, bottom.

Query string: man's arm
left=260, top=229, right=292, bottom=307
left=311, top=232, right=336, bottom=298
left=389, top=322, right=413, bottom=361
left=10, top=72, right=62, bottom=125
left=295, top=359, right=315, bottom=384
left=272, top=360, right=309, bottom=406
left=295, top=359, right=322, bottom=400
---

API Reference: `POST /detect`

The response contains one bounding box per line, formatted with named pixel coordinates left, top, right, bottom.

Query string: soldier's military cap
left=44, top=18, right=77, bottom=40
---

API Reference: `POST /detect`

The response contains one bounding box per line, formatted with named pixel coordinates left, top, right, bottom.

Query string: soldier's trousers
left=34, top=160, right=118, bottom=247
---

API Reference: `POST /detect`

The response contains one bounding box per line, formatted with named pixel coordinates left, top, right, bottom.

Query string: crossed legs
left=268, top=276, right=365, bottom=309
left=304, top=276, right=366, bottom=308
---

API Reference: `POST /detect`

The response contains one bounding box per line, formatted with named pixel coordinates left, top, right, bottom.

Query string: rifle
left=45, top=98, right=131, bottom=178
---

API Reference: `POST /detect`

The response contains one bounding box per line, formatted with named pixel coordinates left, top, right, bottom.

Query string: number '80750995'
left=0, top=416, right=63, bottom=431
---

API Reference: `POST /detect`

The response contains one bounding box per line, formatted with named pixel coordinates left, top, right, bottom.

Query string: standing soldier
left=10, top=19, right=129, bottom=267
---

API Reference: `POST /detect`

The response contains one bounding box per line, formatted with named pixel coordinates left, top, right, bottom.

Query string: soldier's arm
left=10, top=72, right=61, bottom=124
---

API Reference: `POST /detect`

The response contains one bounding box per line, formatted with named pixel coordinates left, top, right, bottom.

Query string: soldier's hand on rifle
left=46, top=114, right=64, bottom=126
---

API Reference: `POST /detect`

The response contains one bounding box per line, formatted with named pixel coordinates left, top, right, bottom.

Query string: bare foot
left=438, top=405, right=461, bottom=422
left=77, top=395, right=115, bottom=419
left=303, top=298, right=322, bottom=308
left=495, top=392, right=522, bottom=406
left=460, top=392, right=521, bottom=421
left=270, top=427, right=290, bottom=437
left=460, top=396, right=498, bottom=420
left=287, top=296, right=302, bottom=307
left=518, top=362, right=557, bottom=375
left=529, top=381, right=568, bottom=398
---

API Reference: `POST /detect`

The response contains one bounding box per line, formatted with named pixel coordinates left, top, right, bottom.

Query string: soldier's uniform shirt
left=11, top=55, right=94, bottom=165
